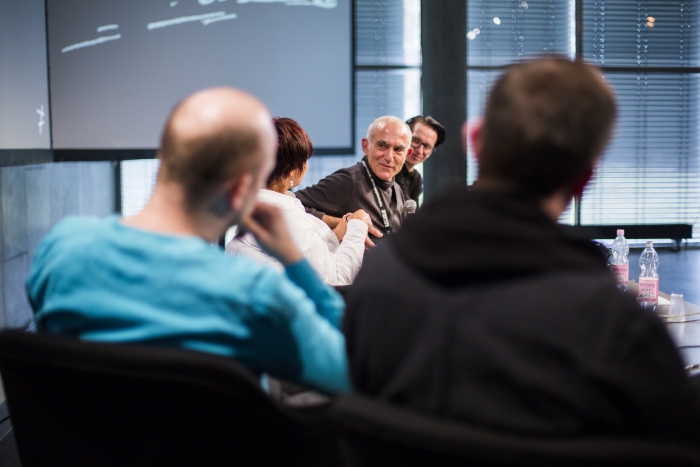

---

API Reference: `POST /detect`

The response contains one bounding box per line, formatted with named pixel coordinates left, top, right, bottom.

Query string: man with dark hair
left=344, top=58, right=700, bottom=443
left=395, top=115, right=445, bottom=203
left=296, top=116, right=412, bottom=246
left=27, top=88, right=350, bottom=394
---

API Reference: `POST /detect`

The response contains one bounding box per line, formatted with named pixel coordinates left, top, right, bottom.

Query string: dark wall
left=421, top=1, right=467, bottom=201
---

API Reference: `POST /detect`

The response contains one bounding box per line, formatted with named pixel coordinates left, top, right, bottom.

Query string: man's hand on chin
left=242, top=202, right=303, bottom=266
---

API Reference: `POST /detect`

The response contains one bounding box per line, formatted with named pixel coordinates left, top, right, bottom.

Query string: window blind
left=301, top=0, right=421, bottom=189
left=466, top=0, right=699, bottom=233
left=120, top=159, right=159, bottom=218
left=581, top=1, right=700, bottom=237
left=584, top=1, right=699, bottom=67
left=466, top=0, right=575, bottom=223
left=356, top=0, right=421, bottom=67
left=467, top=0, right=574, bottom=67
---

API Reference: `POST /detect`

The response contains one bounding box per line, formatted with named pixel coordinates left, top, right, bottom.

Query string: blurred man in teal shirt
left=27, top=88, right=350, bottom=394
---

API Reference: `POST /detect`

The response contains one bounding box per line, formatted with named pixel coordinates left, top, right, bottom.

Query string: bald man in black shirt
left=296, top=116, right=412, bottom=246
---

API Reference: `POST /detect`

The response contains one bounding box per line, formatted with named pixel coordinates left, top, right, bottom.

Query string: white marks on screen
left=62, top=33, right=122, bottom=53
left=237, top=0, right=336, bottom=7
left=201, top=13, right=238, bottom=25
left=97, top=24, right=119, bottom=33
left=61, top=0, right=335, bottom=53
left=36, top=105, right=46, bottom=135
left=147, top=11, right=237, bottom=30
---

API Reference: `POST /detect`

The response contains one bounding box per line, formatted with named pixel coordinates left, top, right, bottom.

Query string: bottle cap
left=646, top=241, right=653, bottom=247
left=617, top=229, right=624, bottom=236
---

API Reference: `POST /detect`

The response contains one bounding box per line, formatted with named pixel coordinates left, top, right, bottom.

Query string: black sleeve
left=409, top=172, right=423, bottom=203
left=295, top=170, right=354, bottom=219
left=303, top=206, right=325, bottom=220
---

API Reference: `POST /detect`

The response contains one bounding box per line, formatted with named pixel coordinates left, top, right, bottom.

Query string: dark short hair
left=267, top=117, right=313, bottom=187
left=478, top=57, right=617, bottom=197
left=406, top=115, right=446, bottom=148
left=158, top=107, right=262, bottom=210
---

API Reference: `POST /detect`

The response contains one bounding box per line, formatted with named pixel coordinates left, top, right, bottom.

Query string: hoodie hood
left=390, top=186, right=607, bottom=287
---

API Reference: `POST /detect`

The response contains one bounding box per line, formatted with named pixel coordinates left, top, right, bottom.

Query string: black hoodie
left=344, top=186, right=700, bottom=444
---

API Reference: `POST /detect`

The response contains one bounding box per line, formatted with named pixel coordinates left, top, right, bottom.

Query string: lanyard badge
left=361, top=160, right=392, bottom=235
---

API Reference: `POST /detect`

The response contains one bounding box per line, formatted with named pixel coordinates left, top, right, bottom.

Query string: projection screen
left=46, top=0, right=352, bottom=153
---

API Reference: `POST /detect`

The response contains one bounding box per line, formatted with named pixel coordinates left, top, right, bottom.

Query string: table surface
left=628, top=281, right=700, bottom=370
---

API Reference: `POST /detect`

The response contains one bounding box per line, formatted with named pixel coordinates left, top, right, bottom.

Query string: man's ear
left=361, top=138, right=370, bottom=155
left=466, top=120, right=483, bottom=161
left=404, top=147, right=413, bottom=160
left=228, top=173, right=255, bottom=213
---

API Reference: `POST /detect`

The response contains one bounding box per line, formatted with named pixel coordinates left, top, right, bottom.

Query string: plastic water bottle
left=638, top=241, right=659, bottom=310
left=610, top=229, right=629, bottom=292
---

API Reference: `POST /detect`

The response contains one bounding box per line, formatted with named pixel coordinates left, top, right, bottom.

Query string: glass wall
left=301, top=0, right=421, bottom=189
left=580, top=1, right=700, bottom=234
left=122, top=0, right=422, bottom=211
left=466, top=0, right=700, bottom=235
left=466, top=0, right=575, bottom=223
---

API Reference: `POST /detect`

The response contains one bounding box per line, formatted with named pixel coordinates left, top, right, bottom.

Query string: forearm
left=332, top=219, right=368, bottom=285
left=258, top=267, right=350, bottom=394
left=285, top=259, right=345, bottom=328
left=323, top=215, right=342, bottom=229
left=290, top=310, right=351, bottom=394
left=284, top=261, right=351, bottom=393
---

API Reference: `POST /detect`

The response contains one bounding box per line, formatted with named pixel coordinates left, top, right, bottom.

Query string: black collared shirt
left=295, top=157, right=408, bottom=236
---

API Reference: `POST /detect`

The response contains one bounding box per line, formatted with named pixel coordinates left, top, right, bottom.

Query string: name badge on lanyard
left=361, top=160, right=392, bottom=235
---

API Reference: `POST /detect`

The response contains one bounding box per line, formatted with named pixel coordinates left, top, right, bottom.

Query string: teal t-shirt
left=27, top=216, right=350, bottom=394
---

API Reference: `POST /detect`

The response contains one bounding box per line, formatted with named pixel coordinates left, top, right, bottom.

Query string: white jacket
left=226, top=189, right=368, bottom=286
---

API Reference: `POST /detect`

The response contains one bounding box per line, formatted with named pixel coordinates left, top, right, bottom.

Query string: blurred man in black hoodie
left=344, top=57, right=700, bottom=445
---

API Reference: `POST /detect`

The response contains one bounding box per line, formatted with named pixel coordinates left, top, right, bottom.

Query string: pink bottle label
left=611, top=264, right=629, bottom=286
left=638, top=277, right=659, bottom=303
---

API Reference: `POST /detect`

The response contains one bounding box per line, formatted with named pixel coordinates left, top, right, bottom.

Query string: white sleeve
left=330, top=219, right=368, bottom=286
left=286, top=210, right=338, bottom=285
left=288, top=211, right=367, bottom=286
left=225, top=236, right=284, bottom=272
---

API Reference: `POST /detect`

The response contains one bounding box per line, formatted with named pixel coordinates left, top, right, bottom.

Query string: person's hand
left=345, top=209, right=372, bottom=230
left=365, top=225, right=383, bottom=250
left=342, top=209, right=384, bottom=250
left=336, top=210, right=377, bottom=246
left=241, top=202, right=303, bottom=266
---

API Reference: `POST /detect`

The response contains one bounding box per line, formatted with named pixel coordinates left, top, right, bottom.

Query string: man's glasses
left=411, top=137, right=434, bottom=153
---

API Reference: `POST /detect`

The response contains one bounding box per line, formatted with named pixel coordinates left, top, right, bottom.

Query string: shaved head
left=158, top=88, right=277, bottom=210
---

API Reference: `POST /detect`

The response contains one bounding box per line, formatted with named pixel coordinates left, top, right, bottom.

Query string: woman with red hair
left=227, top=117, right=370, bottom=285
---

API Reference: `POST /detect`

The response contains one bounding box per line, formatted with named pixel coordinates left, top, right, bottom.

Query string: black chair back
left=0, top=330, right=338, bottom=467
left=332, top=394, right=700, bottom=467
